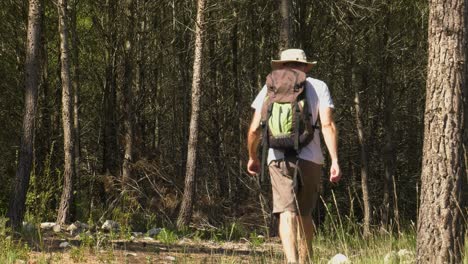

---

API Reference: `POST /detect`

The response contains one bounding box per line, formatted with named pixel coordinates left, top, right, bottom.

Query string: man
left=247, top=49, right=341, bottom=263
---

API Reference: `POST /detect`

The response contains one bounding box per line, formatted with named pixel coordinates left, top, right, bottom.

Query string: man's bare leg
left=297, top=215, right=314, bottom=263
left=279, top=211, right=298, bottom=263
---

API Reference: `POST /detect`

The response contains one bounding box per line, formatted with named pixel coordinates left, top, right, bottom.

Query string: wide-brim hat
left=271, top=49, right=317, bottom=72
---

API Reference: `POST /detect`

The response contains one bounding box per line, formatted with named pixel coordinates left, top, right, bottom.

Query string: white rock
left=74, top=221, right=89, bottom=230
left=125, top=252, right=137, bottom=257
left=143, top=236, right=155, bottom=241
left=67, top=224, right=78, bottom=232
left=40, top=222, right=56, bottom=230
left=131, top=232, right=144, bottom=237
left=384, top=251, right=399, bottom=264
left=398, top=249, right=414, bottom=263
left=147, top=228, right=162, bottom=237
left=328, top=253, right=350, bottom=264
left=101, top=220, right=119, bottom=231
left=59, top=242, right=70, bottom=248
left=53, top=224, right=61, bottom=233
left=67, top=224, right=82, bottom=236
left=165, top=256, right=176, bottom=261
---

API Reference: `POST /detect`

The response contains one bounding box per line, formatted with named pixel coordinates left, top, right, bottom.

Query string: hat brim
left=271, top=60, right=317, bottom=72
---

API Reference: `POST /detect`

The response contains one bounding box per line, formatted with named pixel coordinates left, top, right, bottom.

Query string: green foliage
left=79, top=232, right=96, bottom=251
left=25, top=142, right=60, bottom=222
left=0, top=218, right=30, bottom=263
left=248, top=230, right=265, bottom=248
left=70, top=246, right=86, bottom=263
left=157, top=228, right=179, bottom=245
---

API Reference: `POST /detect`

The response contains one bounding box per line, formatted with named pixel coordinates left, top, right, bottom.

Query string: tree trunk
left=56, top=0, right=76, bottom=225
left=279, top=0, right=290, bottom=51
left=381, top=5, right=395, bottom=231
left=7, top=0, right=43, bottom=229
left=122, top=0, right=135, bottom=190
left=71, top=0, right=81, bottom=180
left=177, top=0, right=207, bottom=229
left=353, top=61, right=371, bottom=237
left=102, top=0, right=118, bottom=175
left=416, top=0, right=466, bottom=262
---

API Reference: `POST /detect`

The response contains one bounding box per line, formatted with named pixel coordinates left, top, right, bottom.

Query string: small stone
left=40, top=222, right=56, bottom=230
left=74, top=221, right=89, bottom=230
left=398, top=249, right=414, bottom=263
left=125, top=252, right=137, bottom=257
left=53, top=224, right=61, bottom=233
left=384, top=251, right=399, bottom=264
left=67, top=223, right=82, bottom=236
left=59, top=242, right=70, bottom=248
left=143, top=237, right=155, bottom=241
left=165, top=256, right=176, bottom=261
left=67, top=224, right=78, bottom=232
left=147, top=228, right=161, bottom=237
left=101, top=220, right=119, bottom=231
left=131, top=232, right=143, bottom=237
left=328, top=253, right=350, bottom=264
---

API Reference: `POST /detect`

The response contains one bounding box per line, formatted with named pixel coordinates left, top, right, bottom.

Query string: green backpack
left=259, top=68, right=317, bottom=182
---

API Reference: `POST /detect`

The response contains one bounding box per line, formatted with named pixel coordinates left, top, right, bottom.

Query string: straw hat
left=271, top=49, right=317, bottom=72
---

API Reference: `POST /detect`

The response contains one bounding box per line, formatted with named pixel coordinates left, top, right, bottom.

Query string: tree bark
left=416, top=0, right=466, bottom=262
left=7, top=0, right=43, bottom=229
left=279, top=0, right=291, bottom=51
left=122, top=0, right=135, bottom=190
left=177, top=0, right=207, bottom=229
left=352, top=56, right=371, bottom=236
left=380, top=3, right=395, bottom=231
left=71, top=0, right=81, bottom=180
left=102, top=0, right=118, bottom=175
left=56, top=0, right=76, bottom=225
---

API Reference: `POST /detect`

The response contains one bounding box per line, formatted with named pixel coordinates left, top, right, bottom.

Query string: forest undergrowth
left=0, top=212, right=466, bottom=263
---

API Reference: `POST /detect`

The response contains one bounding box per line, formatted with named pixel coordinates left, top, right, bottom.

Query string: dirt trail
left=28, top=235, right=284, bottom=263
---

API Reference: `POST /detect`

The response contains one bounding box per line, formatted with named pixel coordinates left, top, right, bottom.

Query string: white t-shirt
left=251, top=77, right=334, bottom=165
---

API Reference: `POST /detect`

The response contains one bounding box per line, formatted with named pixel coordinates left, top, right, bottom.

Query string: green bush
left=0, top=218, right=30, bottom=264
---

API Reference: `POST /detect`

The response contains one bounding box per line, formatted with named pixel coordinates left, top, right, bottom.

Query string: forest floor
left=2, top=219, right=467, bottom=263
left=3, top=226, right=430, bottom=264
left=19, top=233, right=284, bottom=264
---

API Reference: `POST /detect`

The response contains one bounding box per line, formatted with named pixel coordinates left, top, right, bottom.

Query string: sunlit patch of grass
left=157, top=228, right=179, bottom=245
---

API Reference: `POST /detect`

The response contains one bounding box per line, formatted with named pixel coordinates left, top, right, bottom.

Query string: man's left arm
left=319, top=107, right=341, bottom=183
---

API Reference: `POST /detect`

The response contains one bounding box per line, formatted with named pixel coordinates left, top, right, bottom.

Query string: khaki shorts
left=269, top=158, right=322, bottom=216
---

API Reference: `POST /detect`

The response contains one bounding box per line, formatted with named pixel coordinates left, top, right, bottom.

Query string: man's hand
left=329, top=160, right=341, bottom=183
left=247, top=157, right=261, bottom=176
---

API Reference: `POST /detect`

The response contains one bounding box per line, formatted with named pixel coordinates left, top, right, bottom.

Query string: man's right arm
left=247, top=111, right=262, bottom=175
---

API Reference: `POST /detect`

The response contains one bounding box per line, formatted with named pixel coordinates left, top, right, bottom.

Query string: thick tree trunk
left=57, top=0, right=76, bottom=225
left=416, top=0, right=466, bottom=262
left=177, top=0, right=207, bottom=229
left=7, top=0, right=43, bottom=229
